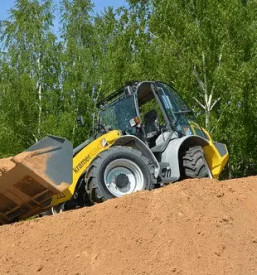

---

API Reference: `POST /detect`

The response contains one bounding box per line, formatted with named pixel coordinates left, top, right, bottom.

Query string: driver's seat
left=144, top=110, right=159, bottom=147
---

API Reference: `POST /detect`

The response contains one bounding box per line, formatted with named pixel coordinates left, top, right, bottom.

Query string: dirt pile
left=0, top=177, right=257, bottom=275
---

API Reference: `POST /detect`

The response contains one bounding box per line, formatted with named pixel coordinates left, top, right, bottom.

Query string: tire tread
left=181, top=146, right=211, bottom=179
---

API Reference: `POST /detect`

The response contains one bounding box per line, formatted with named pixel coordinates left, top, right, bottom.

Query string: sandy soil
left=0, top=177, right=257, bottom=275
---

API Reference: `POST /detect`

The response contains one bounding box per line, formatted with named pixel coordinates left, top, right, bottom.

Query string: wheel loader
left=0, top=81, right=229, bottom=225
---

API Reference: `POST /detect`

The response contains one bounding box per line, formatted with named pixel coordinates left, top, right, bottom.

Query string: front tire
left=85, top=146, right=156, bottom=203
left=181, top=146, right=212, bottom=179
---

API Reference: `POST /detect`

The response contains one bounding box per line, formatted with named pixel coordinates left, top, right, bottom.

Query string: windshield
left=99, top=95, right=137, bottom=135
left=156, top=82, right=190, bottom=114
left=155, top=82, right=207, bottom=138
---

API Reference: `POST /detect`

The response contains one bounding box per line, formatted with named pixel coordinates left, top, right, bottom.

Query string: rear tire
left=85, top=146, right=156, bottom=203
left=181, top=146, right=212, bottom=179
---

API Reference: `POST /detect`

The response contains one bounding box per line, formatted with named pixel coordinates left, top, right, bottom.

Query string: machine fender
left=161, top=135, right=209, bottom=182
left=113, top=135, right=160, bottom=178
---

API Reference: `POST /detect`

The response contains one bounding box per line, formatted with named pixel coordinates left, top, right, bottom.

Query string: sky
left=0, top=0, right=128, bottom=21
left=0, top=0, right=128, bottom=35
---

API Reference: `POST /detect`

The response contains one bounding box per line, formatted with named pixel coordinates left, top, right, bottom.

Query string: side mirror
left=77, top=116, right=85, bottom=127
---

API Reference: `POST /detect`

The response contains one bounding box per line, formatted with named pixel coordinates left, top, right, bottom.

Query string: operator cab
left=98, top=81, right=208, bottom=149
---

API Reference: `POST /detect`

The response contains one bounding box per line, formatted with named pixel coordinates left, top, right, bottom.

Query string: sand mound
left=0, top=177, right=257, bottom=275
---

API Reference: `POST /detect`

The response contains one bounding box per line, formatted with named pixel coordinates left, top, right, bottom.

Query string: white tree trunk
left=193, top=53, right=221, bottom=131
left=37, top=83, right=42, bottom=141
left=36, top=56, right=42, bottom=143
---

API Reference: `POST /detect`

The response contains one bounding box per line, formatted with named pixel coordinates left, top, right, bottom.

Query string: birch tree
left=0, top=0, right=60, bottom=151
left=193, top=53, right=221, bottom=131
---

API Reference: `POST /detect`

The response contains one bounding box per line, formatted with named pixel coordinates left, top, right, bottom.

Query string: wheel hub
left=104, top=159, right=145, bottom=197
left=115, top=173, right=129, bottom=188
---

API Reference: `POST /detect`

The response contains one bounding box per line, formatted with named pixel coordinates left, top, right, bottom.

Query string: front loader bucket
left=0, top=135, right=73, bottom=225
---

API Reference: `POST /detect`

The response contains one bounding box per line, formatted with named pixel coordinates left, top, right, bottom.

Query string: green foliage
left=0, top=0, right=257, bottom=177
left=0, top=0, right=62, bottom=155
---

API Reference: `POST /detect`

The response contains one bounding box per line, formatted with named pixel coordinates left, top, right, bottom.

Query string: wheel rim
left=103, top=158, right=144, bottom=197
left=51, top=203, right=64, bottom=215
